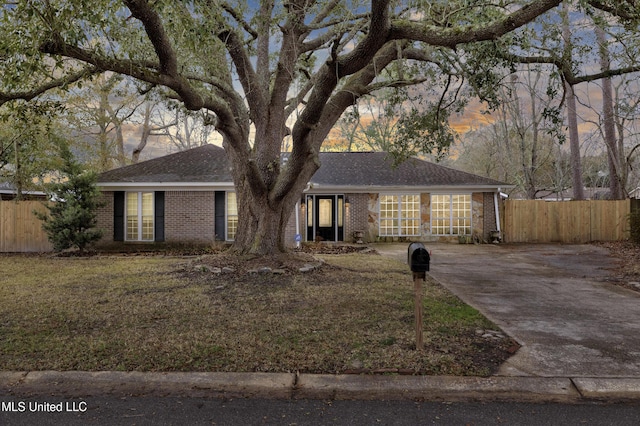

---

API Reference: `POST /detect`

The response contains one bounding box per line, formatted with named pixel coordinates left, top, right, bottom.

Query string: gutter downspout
left=494, top=190, right=501, bottom=233
left=295, top=200, right=301, bottom=249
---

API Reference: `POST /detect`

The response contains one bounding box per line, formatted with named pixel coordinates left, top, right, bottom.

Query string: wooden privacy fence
left=503, top=199, right=630, bottom=243
left=0, top=201, right=52, bottom=252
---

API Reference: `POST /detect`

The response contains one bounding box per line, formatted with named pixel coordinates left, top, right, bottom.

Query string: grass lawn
left=0, top=250, right=517, bottom=376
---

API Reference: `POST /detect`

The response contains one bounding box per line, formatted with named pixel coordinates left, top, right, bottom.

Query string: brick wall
left=165, top=191, right=215, bottom=243
left=284, top=203, right=303, bottom=247
left=95, top=192, right=114, bottom=245
left=483, top=192, right=497, bottom=241
left=345, top=193, right=370, bottom=243
left=95, top=190, right=216, bottom=246
left=96, top=189, right=499, bottom=247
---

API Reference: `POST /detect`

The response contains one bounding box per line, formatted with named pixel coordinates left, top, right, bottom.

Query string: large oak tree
left=0, top=0, right=635, bottom=254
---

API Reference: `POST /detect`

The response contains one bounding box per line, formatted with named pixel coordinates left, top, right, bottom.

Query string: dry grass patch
left=0, top=252, right=516, bottom=376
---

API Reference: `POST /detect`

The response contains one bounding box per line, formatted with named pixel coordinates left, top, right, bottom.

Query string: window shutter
left=214, top=191, right=226, bottom=241
left=114, top=191, right=125, bottom=241
left=154, top=191, right=165, bottom=242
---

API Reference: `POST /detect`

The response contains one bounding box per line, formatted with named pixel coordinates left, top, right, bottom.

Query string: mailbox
left=408, top=242, right=430, bottom=272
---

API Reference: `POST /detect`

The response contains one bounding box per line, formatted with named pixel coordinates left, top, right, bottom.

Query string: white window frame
left=226, top=191, right=238, bottom=241
left=430, top=193, right=472, bottom=236
left=125, top=192, right=154, bottom=242
left=378, top=193, right=421, bottom=237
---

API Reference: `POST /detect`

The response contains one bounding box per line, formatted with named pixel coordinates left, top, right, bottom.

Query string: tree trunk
left=14, top=138, right=22, bottom=201
left=597, top=25, right=624, bottom=199
left=562, top=5, right=585, bottom=201
left=565, top=81, right=585, bottom=200
left=132, top=104, right=152, bottom=163
left=232, top=190, right=293, bottom=254
left=230, top=170, right=313, bottom=256
left=224, top=134, right=320, bottom=256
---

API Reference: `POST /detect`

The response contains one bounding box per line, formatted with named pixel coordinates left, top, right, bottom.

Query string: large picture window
left=379, top=194, right=421, bottom=237
left=126, top=192, right=154, bottom=241
left=431, top=194, right=471, bottom=235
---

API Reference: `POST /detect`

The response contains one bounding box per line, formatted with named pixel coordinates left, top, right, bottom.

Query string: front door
left=306, top=195, right=344, bottom=242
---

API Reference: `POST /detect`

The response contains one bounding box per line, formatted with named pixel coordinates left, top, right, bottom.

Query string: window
left=126, top=192, right=154, bottom=241
left=379, top=194, right=421, bottom=236
left=226, top=192, right=238, bottom=240
left=431, top=194, right=471, bottom=235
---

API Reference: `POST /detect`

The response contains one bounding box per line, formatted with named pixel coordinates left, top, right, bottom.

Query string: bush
left=34, top=145, right=104, bottom=253
left=630, top=209, right=640, bottom=245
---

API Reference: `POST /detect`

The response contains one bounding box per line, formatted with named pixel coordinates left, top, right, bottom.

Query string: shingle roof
left=98, top=145, right=508, bottom=188
left=98, top=144, right=233, bottom=183
left=309, top=152, right=507, bottom=187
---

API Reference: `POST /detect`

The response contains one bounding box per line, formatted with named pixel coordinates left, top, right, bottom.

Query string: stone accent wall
left=164, top=191, right=215, bottom=244
left=367, top=193, right=379, bottom=242
left=363, top=191, right=494, bottom=243
left=421, top=193, right=431, bottom=236
left=472, top=192, right=484, bottom=240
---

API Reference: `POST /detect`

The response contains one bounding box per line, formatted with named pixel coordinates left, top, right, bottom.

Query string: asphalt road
left=2, top=396, right=640, bottom=425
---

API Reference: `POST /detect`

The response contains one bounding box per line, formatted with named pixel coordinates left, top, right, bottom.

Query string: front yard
left=0, top=250, right=517, bottom=376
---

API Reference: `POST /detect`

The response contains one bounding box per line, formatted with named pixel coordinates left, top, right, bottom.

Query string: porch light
left=345, top=196, right=350, bottom=208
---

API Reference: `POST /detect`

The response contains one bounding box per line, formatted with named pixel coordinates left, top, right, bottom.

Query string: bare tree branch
left=0, top=67, right=99, bottom=106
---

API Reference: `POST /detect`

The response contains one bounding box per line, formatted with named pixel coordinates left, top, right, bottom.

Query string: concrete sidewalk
left=4, top=243, right=640, bottom=402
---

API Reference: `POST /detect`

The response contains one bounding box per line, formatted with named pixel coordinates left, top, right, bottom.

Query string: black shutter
left=114, top=191, right=125, bottom=241
left=154, top=191, right=165, bottom=242
left=214, top=191, right=226, bottom=241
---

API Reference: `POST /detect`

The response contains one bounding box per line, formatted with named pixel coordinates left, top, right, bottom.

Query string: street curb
left=4, top=371, right=640, bottom=402
left=2, top=371, right=295, bottom=399
left=572, top=378, right=640, bottom=401
left=0, top=371, right=640, bottom=402
left=294, top=375, right=579, bottom=402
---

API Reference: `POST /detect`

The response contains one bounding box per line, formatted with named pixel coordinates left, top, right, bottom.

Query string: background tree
left=1, top=0, right=637, bottom=254
left=0, top=101, right=63, bottom=199
left=455, top=65, right=570, bottom=199
left=493, top=4, right=640, bottom=199
left=34, top=142, right=104, bottom=253
left=152, top=103, right=217, bottom=153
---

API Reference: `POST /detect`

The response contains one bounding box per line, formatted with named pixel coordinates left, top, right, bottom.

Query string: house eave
left=305, top=184, right=513, bottom=193
left=97, top=181, right=235, bottom=192
left=97, top=182, right=514, bottom=193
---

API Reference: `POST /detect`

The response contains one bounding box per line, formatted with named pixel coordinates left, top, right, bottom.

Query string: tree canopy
left=1, top=0, right=637, bottom=254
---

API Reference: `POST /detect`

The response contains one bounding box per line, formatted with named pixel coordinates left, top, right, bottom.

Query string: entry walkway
left=375, top=243, right=640, bottom=378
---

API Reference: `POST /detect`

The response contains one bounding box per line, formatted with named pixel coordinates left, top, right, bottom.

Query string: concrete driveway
left=374, top=243, right=640, bottom=378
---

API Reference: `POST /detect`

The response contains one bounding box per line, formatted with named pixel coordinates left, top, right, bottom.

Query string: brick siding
left=164, top=191, right=215, bottom=244
left=95, top=190, right=216, bottom=246
left=95, top=192, right=114, bottom=246
left=96, top=189, right=498, bottom=247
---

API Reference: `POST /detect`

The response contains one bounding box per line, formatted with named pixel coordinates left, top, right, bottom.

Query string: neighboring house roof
left=98, top=144, right=510, bottom=191
left=0, top=181, right=47, bottom=199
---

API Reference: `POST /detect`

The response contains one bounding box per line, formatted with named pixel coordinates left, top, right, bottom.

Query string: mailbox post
left=408, top=242, right=430, bottom=350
